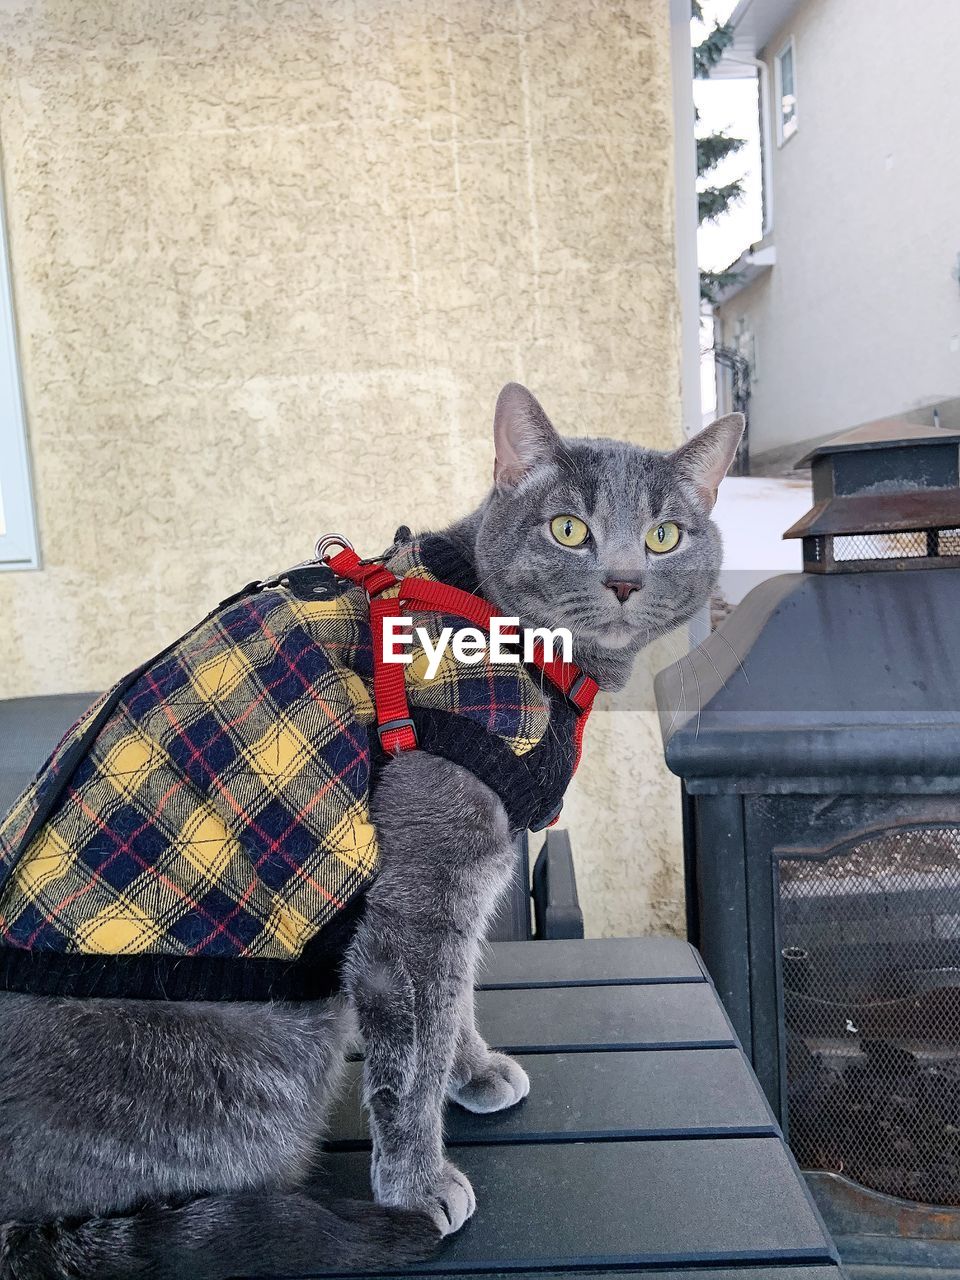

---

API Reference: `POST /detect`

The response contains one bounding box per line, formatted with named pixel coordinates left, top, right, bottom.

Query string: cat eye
left=550, top=515, right=590, bottom=548
left=645, top=520, right=681, bottom=554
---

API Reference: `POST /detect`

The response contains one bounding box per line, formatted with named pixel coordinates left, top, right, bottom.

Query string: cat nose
left=603, top=576, right=643, bottom=603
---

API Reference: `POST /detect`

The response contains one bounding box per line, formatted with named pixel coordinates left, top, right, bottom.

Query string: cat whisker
left=470, top=568, right=502, bottom=601
left=711, top=627, right=750, bottom=684
left=695, top=639, right=724, bottom=686
left=662, top=628, right=687, bottom=739
left=688, top=649, right=703, bottom=740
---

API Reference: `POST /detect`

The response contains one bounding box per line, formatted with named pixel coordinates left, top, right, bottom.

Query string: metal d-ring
left=315, top=533, right=354, bottom=562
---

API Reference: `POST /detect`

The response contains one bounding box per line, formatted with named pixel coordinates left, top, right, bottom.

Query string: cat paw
left=424, top=1162, right=476, bottom=1236
left=372, top=1155, right=476, bottom=1236
left=449, top=1051, right=530, bottom=1114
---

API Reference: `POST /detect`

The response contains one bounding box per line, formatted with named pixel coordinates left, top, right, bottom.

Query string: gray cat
left=0, top=383, right=742, bottom=1280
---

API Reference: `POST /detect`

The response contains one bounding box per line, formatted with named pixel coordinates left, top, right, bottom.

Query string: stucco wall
left=0, top=0, right=684, bottom=937
left=718, top=0, right=960, bottom=459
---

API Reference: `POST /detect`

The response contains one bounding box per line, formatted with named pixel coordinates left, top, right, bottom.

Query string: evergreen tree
left=693, top=2, right=746, bottom=303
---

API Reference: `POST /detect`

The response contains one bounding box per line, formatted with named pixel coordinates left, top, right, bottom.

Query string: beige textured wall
left=0, top=0, right=683, bottom=936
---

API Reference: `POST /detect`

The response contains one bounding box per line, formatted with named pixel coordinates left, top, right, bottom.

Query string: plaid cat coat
left=0, top=535, right=589, bottom=1002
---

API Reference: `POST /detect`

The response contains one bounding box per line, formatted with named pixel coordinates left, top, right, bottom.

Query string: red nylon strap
left=369, top=597, right=418, bottom=752
left=323, top=551, right=599, bottom=761
left=325, top=547, right=398, bottom=599
left=325, top=549, right=416, bottom=753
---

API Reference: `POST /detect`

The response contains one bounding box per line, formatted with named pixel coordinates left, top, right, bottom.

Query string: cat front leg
left=448, top=980, right=530, bottom=1115
left=344, top=752, right=516, bottom=1235
left=347, top=920, right=475, bottom=1234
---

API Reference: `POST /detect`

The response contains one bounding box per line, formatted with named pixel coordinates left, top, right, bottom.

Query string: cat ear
left=673, top=413, right=744, bottom=510
left=493, top=382, right=561, bottom=488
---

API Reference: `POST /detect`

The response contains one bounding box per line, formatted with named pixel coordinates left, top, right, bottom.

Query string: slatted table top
left=315, top=938, right=843, bottom=1279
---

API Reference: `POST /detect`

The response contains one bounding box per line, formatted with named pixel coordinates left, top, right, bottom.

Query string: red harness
left=325, top=545, right=598, bottom=773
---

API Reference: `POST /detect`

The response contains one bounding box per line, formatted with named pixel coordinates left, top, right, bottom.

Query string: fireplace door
left=776, top=822, right=960, bottom=1206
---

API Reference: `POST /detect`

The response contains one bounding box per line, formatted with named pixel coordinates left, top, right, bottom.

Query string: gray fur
left=0, top=384, right=741, bottom=1278
left=455, top=382, right=743, bottom=691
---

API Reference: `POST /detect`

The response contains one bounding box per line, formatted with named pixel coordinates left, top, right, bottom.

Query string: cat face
left=474, top=383, right=743, bottom=660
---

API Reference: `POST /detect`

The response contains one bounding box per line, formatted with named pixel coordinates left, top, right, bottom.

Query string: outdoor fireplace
left=656, top=420, right=960, bottom=1269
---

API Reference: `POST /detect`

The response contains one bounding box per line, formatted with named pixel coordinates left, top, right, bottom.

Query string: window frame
left=0, top=162, right=38, bottom=572
left=774, top=36, right=799, bottom=147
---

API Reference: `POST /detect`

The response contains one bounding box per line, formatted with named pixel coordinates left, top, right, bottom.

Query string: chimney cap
left=783, top=486, right=960, bottom=540
left=796, top=418, right=960, bottom=468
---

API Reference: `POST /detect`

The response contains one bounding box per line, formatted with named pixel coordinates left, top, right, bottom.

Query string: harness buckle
left=568, top=672, right=592, bottom=709
left=377, top=717, right=418, bottom=748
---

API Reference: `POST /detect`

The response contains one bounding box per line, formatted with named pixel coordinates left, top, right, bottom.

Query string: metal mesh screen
left=833, top=531, right=928, bottom=561
left=778, top=825, right=960, bottom=1206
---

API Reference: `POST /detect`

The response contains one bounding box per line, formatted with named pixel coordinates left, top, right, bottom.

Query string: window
left=0, top=167, right=38, bottom=571
left=775, top=37, right=798, bottom=145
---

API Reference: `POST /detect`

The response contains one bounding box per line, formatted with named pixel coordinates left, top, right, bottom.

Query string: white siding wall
left=718, top=0, right=960, bottom=461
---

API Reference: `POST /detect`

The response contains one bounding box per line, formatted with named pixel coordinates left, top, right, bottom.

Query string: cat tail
left=0, top=1191, right=441, bottom=1280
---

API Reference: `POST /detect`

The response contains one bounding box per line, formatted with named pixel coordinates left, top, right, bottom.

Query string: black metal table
left=316, top=938, right=843, bottom=1278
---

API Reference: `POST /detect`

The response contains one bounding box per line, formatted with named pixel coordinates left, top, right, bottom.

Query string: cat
left=0, top=383, right=742, bottom=1280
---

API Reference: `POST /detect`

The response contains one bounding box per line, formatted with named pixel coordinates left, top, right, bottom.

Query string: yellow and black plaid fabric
left=0, top=536, right=568, bottom=1001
